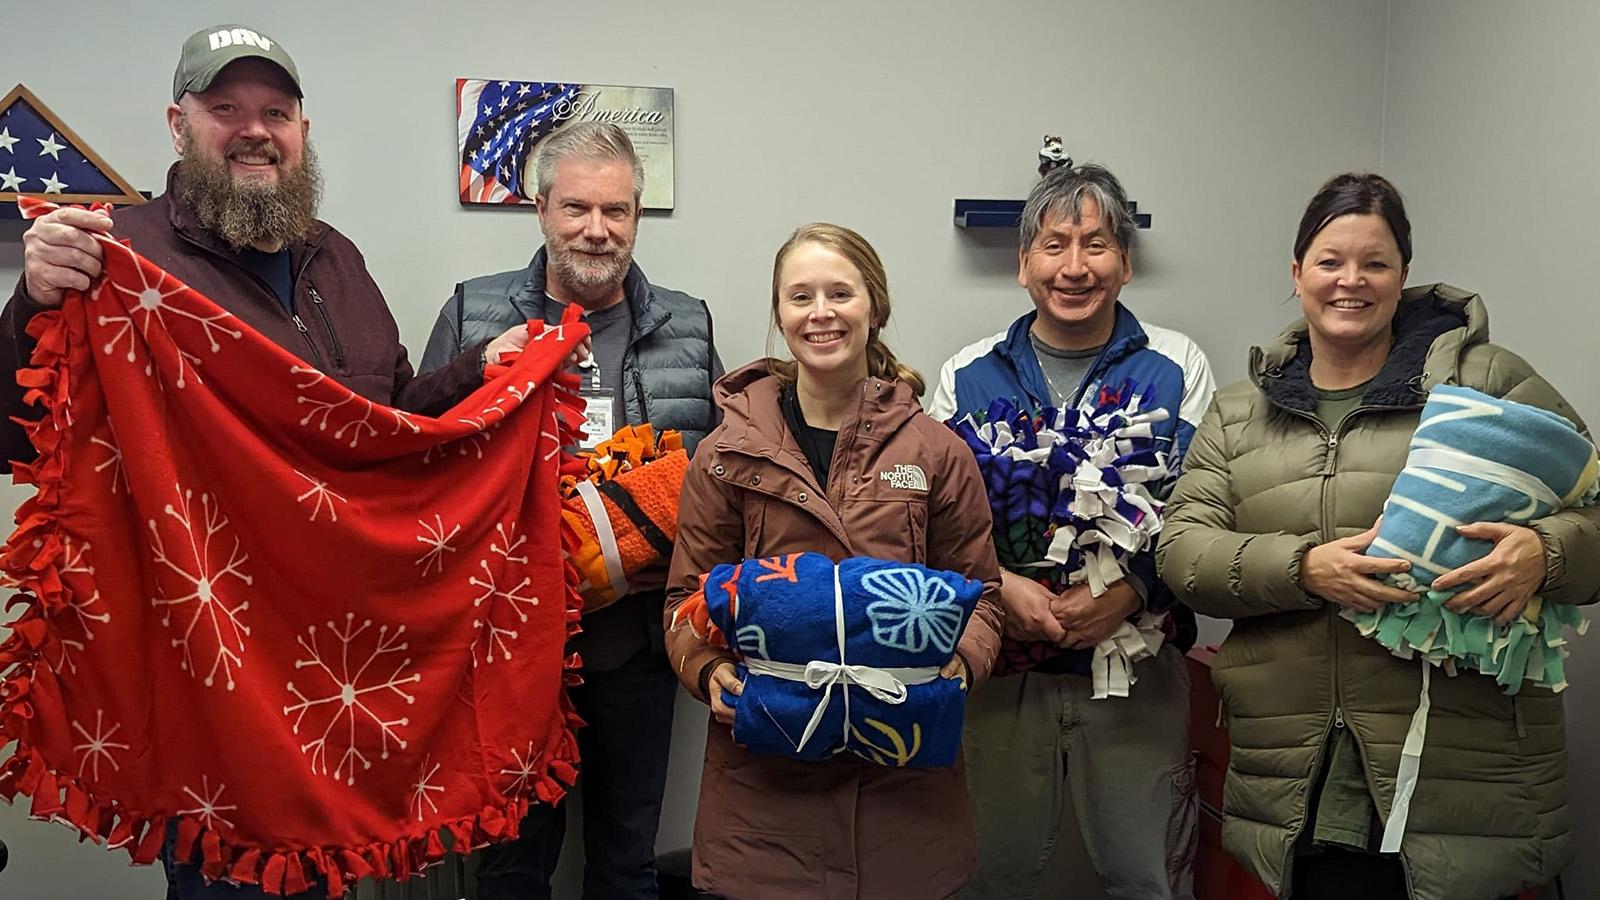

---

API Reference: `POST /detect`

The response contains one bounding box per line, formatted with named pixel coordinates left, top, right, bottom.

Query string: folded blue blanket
left=703, top=553, right=982, bottom=767
left=1355, top=385, right=1599, bottom=693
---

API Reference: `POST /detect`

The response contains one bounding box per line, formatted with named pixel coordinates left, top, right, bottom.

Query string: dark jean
left=161, top=820, right=322, bottom=900
left=476, top=645, right=678, bottom=900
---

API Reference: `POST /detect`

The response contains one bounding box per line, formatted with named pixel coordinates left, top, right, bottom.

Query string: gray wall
left=0, top=1, right=1592, bottom=897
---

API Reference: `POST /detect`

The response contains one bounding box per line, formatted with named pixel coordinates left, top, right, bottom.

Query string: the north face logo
left=209, top=28, right=274, bottom=52
left=879, top=464, right=928, bottom=492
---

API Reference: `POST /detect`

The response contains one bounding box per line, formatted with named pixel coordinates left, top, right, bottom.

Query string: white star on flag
left=0, top=127, right=17, bottom=153
left=37, top=132, right=65, bottom=160
left=40, top=172, right=67, bottom=194
left=0, top=167, right=22, bottom=191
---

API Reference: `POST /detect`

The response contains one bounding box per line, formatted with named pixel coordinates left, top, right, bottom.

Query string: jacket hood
left=711, top=360, right=923, bottom=453
left=712, top=359, right=779, bottom=408
left=1250, top=283, right=1489, bottom=413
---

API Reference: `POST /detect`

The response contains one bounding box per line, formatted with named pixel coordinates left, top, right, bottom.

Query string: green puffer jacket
left=1157, top=284, right=1600, bottom=900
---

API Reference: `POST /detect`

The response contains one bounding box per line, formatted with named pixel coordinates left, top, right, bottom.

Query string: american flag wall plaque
left=0, top=83, right=144, bottom=214
left=456, top=79, right=674, bottom=211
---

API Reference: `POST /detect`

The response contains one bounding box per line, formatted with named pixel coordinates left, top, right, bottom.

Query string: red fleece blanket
left=0, top=198, right=588, bottom=896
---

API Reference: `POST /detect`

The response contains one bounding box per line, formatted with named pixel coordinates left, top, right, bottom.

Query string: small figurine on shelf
left=1038, top=135, right=1071, bottom=178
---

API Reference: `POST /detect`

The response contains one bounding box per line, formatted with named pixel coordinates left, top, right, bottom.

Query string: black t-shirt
left=235, top=247, right=293, bottom=311
left=552, top=295, right=645, bottom=672
left=780, top=383, right=837, bottom=487
left=565, top=293, right=634, bottom=428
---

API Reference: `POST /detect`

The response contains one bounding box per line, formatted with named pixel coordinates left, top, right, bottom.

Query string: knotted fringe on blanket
left=0, top=198, right=589, bottom=896
left=1348, top=384, right=1598, bottom=854
left=673, top=553, right=981, bottom=767
left=559, top=425, right=687, bottom=611
left=949, top=387, right=1169, bottom=692
left=1350, top=385, right=1599, bottom=695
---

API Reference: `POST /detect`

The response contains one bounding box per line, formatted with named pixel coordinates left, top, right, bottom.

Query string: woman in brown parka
left=1158, top=173, right=1600, bottom=900
left=664, top=223, right=1003, bottom=900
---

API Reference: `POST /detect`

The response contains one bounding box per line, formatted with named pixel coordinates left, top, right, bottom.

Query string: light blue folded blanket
left=1353, top=385, right=1599, bottom=693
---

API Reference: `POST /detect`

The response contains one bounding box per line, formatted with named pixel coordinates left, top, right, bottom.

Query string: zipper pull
left=305, top=284, right=347, bottom=369
left=1334, top=707, right=1345, bottom=729
left=292, top=314, right=310, bottom=334
left=1322, top=434, right=1339, bottom=475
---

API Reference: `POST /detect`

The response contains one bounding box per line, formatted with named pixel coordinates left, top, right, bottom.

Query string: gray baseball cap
left=172, top=25, right=302, bottom=102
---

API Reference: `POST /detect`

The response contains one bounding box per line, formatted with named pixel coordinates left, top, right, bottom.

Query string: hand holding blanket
left=0, top=198, right=587, bottom=896
left=949, top=388, right=1170, bottom=693
left=1353, top=385, right=1599, bottom=693
left=559, top=424, right=687, bottom=611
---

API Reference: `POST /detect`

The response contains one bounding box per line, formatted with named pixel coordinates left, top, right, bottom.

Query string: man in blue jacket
left=927, top=164, right=1213, bottom=900
left=420, top=123, right=720, bottom=900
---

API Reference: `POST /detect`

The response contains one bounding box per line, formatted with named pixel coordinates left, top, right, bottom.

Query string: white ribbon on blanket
left=740, top=564, right=940, bottom=753
left=1380, top=660, right=1432, bottom=853
left=573, top=479, right=628, bottom=597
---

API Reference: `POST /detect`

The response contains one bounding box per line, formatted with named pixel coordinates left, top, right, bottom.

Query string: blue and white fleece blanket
left=703, top=553, right=981, bottom=767
left=948, top=389, right=1171, bottom=692
left=1353, top=385, right=1599, bottom=694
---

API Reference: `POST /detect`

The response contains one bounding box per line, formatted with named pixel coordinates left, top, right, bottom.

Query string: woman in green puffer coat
left=1157, top=173, right=1600, bottom=900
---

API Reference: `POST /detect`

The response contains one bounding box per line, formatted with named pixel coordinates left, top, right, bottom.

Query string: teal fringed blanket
left=1349, top=385, right=1599, bottom=694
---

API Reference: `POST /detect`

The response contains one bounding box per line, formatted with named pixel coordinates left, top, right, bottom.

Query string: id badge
left=579, top=389, right=616, bottom=450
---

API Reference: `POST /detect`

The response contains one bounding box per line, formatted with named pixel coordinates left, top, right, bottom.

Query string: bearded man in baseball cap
left=0, top=26, right=543, bottom=898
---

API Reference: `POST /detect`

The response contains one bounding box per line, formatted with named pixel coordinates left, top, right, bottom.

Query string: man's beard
left=545, top=231, right=634, bottom=303
left=178, top=128, right=323, bottom=251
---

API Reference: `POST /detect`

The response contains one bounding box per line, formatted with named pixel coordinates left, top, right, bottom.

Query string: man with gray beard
left=421, top=123, right=721, bottom=900
left=0, top=24, right=544, bottom=899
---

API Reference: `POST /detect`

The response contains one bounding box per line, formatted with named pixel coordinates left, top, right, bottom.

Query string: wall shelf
left=954, top=198, right=1151, bottom=229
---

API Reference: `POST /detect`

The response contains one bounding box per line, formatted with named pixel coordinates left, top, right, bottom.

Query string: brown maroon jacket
left=665, top=362, right=1003, bottom=900
left=0, top=165, right=486, bottom=463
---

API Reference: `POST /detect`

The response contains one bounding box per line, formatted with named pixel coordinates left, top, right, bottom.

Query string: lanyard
left=576, top=359, right=615, bottom=451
